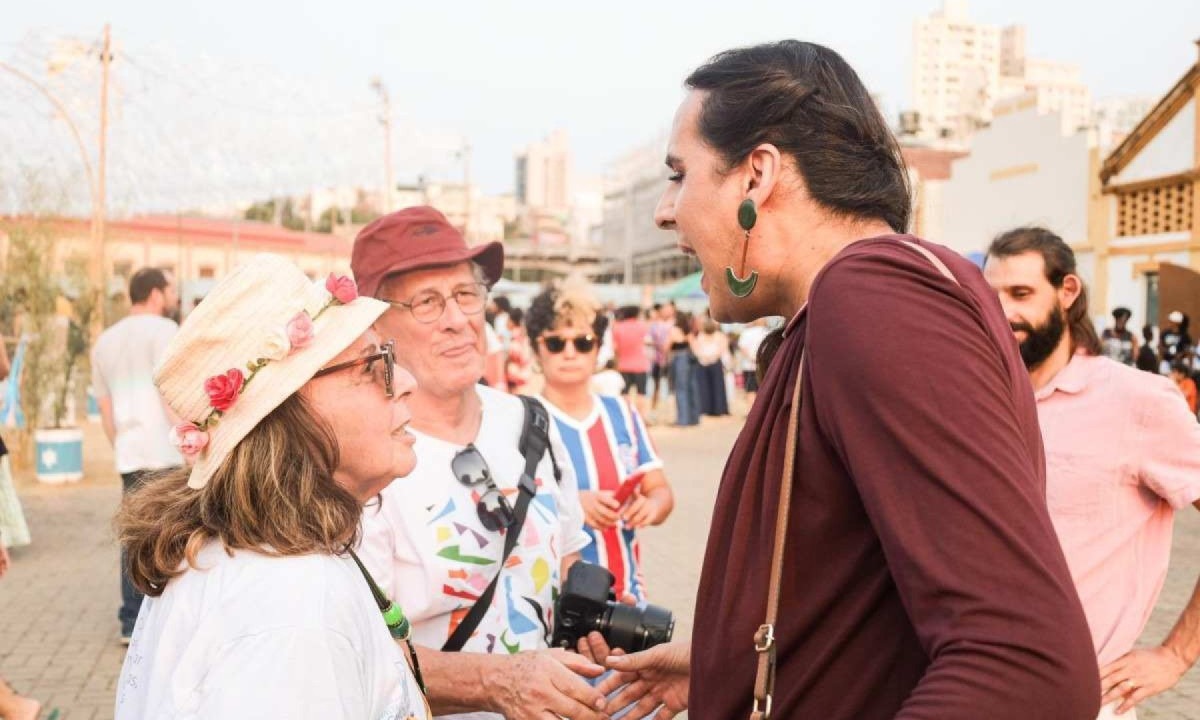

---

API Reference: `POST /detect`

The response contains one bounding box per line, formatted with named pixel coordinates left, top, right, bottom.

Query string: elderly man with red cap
left=353, top=207, right=608, bottom=720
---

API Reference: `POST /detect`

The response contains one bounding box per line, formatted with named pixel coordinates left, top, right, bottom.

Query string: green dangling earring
left=725, top=198, right=759, bottom=298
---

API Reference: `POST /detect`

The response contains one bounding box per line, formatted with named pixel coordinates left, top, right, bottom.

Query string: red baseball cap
left=351, top=205, right=505, bottom=298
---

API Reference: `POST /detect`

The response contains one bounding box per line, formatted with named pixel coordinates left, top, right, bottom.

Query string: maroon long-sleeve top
left=690, top=236, right=1100, bottom=719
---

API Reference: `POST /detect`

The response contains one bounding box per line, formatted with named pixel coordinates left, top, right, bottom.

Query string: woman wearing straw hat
left=114, top=254, right=429, bottom=720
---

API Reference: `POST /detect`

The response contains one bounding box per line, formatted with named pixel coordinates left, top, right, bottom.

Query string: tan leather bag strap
left=750, top=349, right=804, bottom=720
left=749, top=240, right=957, bottom=719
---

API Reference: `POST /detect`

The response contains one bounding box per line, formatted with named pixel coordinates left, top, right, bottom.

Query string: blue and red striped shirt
left=541, top=394, right=662, bottom=601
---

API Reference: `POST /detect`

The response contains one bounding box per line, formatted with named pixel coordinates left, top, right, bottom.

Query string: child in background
left=1170, top=361, right=1198, bottom=415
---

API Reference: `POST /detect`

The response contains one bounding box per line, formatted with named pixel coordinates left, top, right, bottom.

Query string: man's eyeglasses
left=451, top=443, right=515, bottom=531
left=382, top=283, right=488, bottom=324
left=540, top=334, right=597, bottom=354
left=313, top=341, right=396, bottom=397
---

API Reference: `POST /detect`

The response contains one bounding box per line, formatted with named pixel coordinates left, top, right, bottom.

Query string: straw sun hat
left=154, top=253, right=387, bottom=489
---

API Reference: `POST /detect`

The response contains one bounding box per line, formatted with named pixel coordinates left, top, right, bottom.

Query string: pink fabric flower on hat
left=170, top=422, right=209, bottom=463
left=325, top=274, right=358, bottom=304
left=205, top=369, right=245, bottom=412
left=286, top=311, right=315, bottom=351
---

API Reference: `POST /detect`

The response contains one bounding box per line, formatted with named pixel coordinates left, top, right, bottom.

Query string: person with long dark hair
left=591, top=40, right=1099, bottom=720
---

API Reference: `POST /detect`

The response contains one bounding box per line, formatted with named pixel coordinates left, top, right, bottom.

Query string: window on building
left=198, top=266, right=216, bottom=279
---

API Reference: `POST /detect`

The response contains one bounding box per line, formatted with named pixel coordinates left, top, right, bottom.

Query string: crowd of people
left=481, top=296, right=772, bottom=429
left=1102, top=307, right=1200, bottom=416
left=0, top=37, right=1198, bottom=720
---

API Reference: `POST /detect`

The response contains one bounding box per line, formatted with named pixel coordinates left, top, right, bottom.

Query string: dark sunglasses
left=541, top=334, right=597, bottom=354
left=451, top=443, right=515, bottom=532
left=313, top=341, right=395, bottom=397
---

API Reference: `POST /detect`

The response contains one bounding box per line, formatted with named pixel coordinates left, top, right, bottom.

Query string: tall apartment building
left=998, top=26, right=1092, bottom=136
left=912, top=1, right=1091, bottom=143
left=515, top=130, right=571, bottom=215
left=911, top=0, right=1001, bottom=142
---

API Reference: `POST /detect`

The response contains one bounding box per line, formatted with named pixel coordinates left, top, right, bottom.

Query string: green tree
left=0, top=221, right=59, bottom=435
left=244, top=199, right=276, bottom=223
left=351, top=206, right=380, bottom=225
left=315, top=207, right=345, bottom=234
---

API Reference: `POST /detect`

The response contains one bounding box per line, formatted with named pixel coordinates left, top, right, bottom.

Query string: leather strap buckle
left=754, top=624, right=775, bottom=653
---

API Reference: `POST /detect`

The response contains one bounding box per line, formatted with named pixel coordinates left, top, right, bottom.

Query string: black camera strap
left=442, top=396, right=557, bottom=652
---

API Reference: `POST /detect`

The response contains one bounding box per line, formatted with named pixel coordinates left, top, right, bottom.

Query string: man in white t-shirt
left=352, top=206, right=608, bottom=720
left=91, top=267, right=183, bottom=642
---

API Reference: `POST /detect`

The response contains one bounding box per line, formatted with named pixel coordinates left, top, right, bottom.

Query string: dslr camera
left=551, top=562, right=675, bottom=653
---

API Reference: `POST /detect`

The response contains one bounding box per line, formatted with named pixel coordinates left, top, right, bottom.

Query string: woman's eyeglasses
left=313, top=341, right=396, bottom=397
left=382, top=283, right=488, bottom=325
left=451, top=443, right=515, bottom=531
left=540, top=334, right=597, bottom=354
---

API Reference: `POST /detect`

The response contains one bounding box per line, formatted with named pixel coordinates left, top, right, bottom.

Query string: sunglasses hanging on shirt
left=451, top=443, right=516, bottom=531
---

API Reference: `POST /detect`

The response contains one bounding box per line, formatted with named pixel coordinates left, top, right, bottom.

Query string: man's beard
left=1012, top=303, right=1066, bottom=370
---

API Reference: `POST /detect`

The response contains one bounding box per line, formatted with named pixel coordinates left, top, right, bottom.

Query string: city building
left=911, top=1, right=1091, bottom=144
left=515, top=129, right=571, bottom=212
left=599, top=133, right=695, bottom=284
left=911, top=0, right=1002, bottom=142
left=997, top=26, right=1092, bottom=137
left=0, top=215, right=352, bottom=310
left=1093, top=96, right=1158, bottom=152
left=1094, top=41, right=1200, bottom=329
left=939, top=101, right=1100, bottom=261
left=392, top=183, right=518, bottom=246
left=901, top=144, right=968, bottom=243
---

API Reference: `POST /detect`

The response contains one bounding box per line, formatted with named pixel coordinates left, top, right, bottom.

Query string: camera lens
left=601, top=602, right=676, bottom=653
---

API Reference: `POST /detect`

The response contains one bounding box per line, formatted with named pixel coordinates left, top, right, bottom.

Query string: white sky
left=2, top=0, right=1196, bottom=212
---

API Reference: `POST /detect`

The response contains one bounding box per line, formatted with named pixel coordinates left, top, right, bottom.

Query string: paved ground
left=1, top=411, right=1197, bottom=719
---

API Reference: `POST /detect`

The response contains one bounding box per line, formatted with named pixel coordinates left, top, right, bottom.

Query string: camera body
left=552, top=562, right=675, bottom=653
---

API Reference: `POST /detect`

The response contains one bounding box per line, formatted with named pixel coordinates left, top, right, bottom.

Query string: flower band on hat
left=168, top=273, right=360, bottom=465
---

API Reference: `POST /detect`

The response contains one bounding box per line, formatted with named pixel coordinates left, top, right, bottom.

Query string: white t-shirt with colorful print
left=357, top=386, right=589, bottom=719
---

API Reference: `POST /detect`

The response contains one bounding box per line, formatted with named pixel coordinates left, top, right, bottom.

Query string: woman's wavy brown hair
left=117, top=393, right=362, bottom=596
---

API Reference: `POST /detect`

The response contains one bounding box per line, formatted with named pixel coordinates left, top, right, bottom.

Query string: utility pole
left=90, top=24, right=112, bottom=336
left=370, top=77, right=394, bottom=213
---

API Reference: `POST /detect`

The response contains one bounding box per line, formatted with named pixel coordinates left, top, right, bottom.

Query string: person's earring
left=725, top=198, right=759, bottom=298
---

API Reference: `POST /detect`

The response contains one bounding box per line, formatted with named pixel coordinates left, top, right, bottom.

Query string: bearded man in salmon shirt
left=985, top=227, right=1200, bottom=720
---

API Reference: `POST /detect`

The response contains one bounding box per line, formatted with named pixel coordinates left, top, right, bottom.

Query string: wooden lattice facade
left=1113, top=176, right=1195, bottom=237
